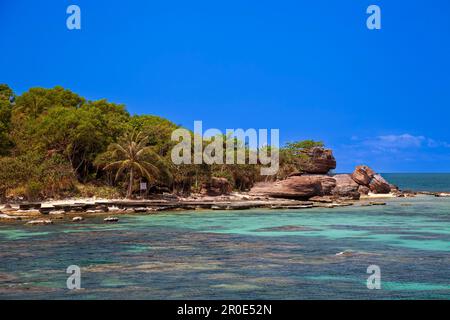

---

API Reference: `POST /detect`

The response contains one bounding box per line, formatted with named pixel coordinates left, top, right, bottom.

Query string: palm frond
left=102, top=129, right=168, bottom=197
left=114, top=165, right=127, bottom=182
left=133, top=162, right=156, bottom=182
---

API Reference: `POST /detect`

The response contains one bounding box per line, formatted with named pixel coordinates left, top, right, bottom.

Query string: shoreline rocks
left=358, top=185, right=370, bottom=195
left=350, top=166, right=392, bottom=194
left=0, top=213, right=21, bottom=221
left=26, top=219, right=53, bottom=225
left=0, top=189, right=445, bottom=225
left=249, top=165, right=394, bottom=201
left=250, top=176, right=323, bottom=199
left=298, top=147, right=337, bottom=174
left=435, top=192, right=450, bottom=197
left=332, top=174, right=360, bottom=200
left=200, top=177, right=232, bottom=196
left=369, top=174, right=392, bottom=194
left=351, top=165, right=375, bottom=185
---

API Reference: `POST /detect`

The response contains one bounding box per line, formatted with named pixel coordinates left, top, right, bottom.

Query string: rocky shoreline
left=1, top=148, right=449, bottom=225
left=249, top=165, right=402, bottom=201
left=1, top=189, right=449, bottom=225
left=0, top=193, right=387, bottom=224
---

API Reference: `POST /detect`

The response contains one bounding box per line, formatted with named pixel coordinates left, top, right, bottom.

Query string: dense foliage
left=0, top=85, right=324, bottom=201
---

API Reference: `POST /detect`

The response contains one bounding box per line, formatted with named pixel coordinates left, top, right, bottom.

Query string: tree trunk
left=0, top=189, right=6, bottom=204
left=127, top=167, right=134, bottom=199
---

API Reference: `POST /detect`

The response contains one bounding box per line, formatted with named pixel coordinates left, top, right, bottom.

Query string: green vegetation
left=100, top=130, right=166, bottom=198
left=0, top=84, right=325, bottom=201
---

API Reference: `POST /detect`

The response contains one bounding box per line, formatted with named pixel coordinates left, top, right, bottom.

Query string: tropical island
left=0, top=84, right=447, bottom=223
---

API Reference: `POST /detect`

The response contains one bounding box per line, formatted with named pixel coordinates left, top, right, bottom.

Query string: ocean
left=383, top=173, right=450, bottom=192
left=0, top=174, right=449, bottom=299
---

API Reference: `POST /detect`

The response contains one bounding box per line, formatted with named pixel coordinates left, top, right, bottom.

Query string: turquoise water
left=0, top=195, right=449, bottom=299
left=383, top=173, right=450, bottom=192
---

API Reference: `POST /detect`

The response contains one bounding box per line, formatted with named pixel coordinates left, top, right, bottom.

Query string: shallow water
left=0, top=195, right=449, bottom=299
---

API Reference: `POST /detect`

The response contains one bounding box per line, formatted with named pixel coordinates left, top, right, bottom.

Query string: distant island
left=1, top=84, right=448, bottom=223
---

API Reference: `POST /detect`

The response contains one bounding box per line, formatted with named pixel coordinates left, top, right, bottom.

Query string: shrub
left=75, top=183, right=123, bottom=199
left=25, top=181, right=43, bottom=201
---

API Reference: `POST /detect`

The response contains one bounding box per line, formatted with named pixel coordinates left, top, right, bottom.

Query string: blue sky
left=1, top=0, right=450, bottom=172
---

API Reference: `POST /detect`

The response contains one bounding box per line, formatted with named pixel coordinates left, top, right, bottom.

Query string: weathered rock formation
left=299, top=147, right=337, bottom=174
left=318, top=175, right=337, bottom=195
left=351, top=165, right=375, bottom=185
left=350, top=166, right=392, bottom=194
left=369, top=174, right=391, bottom=194
left=201, top=177, right=232, bottom=196
left=250, top=165, right=394, bottom=201
left=358, top=185, right=370, bottom=195
left=251, top=176, right=324, bottom=199
left=332, top=174, right=361, bottom=200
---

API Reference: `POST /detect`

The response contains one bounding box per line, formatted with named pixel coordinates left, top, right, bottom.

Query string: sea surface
left=0, top=194, right=449, bottom=299
left=383, top=173, right=450, bottom=192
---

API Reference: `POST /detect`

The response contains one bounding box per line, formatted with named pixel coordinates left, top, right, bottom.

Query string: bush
left=25, top=181, right=43, bottom=201
left=75, top=183, right=123, bottom=199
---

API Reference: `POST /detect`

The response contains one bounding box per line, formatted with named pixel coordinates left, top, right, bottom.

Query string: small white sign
left=140, top=182, right=147, bottom=191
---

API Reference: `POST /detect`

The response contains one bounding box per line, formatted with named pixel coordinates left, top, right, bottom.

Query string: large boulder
left=332, top=174, right=360, bottom=200
left=299, top=147, right=337, bottom=174
left=316, top=175, right=337, bottom=195
left=249, top=161, right=393, bottom=200
left=358, top=185, right=370, bottom=195
left=350, top=165, right=392, bottom=194
left=351, top=165, right=375, bottom=186
left=369, top=174, right=391, bottom=194
left=201, top=177, right=232, bottom=196
left=250, top=176, right=324, bottom=199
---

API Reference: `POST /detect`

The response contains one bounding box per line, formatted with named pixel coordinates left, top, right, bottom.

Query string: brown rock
left=316, top=175, right=337, bottom=195
left=389, top=184, right=399, bottom=191
left=250, top=176, right=323, bottom=199
left=26, top=219, right=53, bottom=225
left=201, top=177, right=232, bottom=196
left=351, top=165, right=375, bottom=186
left=287, top=171, right=303, bottom=177
left=369, top=174, right=391, bottom=194
left=309, top=195, right=334, bottom=203
left=358, top=185, right=370, bottom=195
left=250, top=174, right=336, bottom=200
left=299, top=147, right=337, bottom=174
left=332, top=174, right=360, bottom=200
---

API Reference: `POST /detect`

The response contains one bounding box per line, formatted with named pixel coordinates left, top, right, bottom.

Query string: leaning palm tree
left=104, top=130, right=161, bottom=198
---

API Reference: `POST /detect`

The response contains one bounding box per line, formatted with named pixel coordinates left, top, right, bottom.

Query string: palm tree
left=104, top=130, right=161, bottom=198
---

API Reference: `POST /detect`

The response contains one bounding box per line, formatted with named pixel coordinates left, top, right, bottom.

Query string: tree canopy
left=0, top=84, right=327, bottom=201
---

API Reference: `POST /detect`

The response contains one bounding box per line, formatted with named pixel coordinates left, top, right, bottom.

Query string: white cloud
left=426, top=138, right=450, bottom=148
left=352, top=134, right=450, bottom=152
left=363, top=134, right=425, bottom=150
left=333, top=133, right=450, bottom=172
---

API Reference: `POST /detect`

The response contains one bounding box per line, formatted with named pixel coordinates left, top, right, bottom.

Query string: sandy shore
left=361, top=192, right=397, bottom=199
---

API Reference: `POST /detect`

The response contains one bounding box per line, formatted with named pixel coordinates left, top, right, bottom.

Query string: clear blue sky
left=1, top=0, right=450, bottom=172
